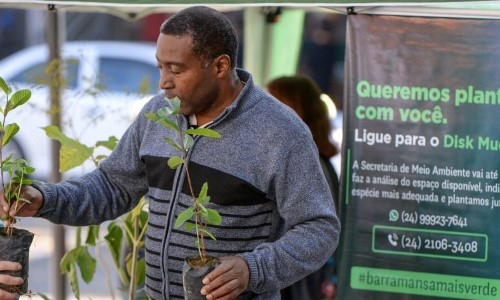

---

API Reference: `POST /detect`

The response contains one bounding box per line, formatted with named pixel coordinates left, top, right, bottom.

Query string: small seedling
left=0, top=76, right=35, bottom=235
left=145, top=96, right=222, bottom=262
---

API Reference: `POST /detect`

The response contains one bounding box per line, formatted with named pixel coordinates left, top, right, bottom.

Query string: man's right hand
left=0, top=185, right=43, bottom=222
left=0, top=261, right=23, bottom=300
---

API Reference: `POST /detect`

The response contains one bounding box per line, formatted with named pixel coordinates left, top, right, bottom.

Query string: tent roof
left=2, top=0, right=500, bottom=19
left=332, top=1, right=500, bottom=19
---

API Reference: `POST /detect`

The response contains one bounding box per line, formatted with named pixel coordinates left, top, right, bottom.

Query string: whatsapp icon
left=389, top=210, right=399, bottom=222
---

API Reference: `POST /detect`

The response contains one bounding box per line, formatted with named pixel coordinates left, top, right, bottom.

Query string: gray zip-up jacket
left=35, top=69, right=340, bottom=299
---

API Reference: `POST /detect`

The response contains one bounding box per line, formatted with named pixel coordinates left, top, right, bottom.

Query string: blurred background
left=0, top=9, right=346, bottom=105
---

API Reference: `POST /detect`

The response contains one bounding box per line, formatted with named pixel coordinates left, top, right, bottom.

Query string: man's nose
left=159, top=71, right=174, bottom=90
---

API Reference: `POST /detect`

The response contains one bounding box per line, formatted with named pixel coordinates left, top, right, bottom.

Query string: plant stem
left=5, top=176, right=13, bottom=236
left=128, top=214, right=139, bottom=300
left=12, top=170, right=28, bottom=234
left=177, top=114, right=207, bottom=260
left=94, top=239, right=116, bottom=300
left=184, top=163, right=205, bottom=259
left=1, top=112, right=7, bottom=235
left=0, top=112, right=7, bottom=188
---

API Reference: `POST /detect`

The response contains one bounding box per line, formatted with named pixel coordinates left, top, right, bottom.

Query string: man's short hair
left=160, top=6, right=239, bottom=69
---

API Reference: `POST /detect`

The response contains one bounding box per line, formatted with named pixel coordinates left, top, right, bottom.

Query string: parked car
left=0, top=41, right=161, bottom=180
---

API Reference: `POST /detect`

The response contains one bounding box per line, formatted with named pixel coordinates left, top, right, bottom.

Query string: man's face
left=156, top=33, right=218, bottom=116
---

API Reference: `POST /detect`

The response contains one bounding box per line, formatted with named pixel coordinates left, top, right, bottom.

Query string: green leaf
left=144, top=112, right=159, bottom=122
left=156, top=106, right=175, bottom=119
left=169, top=97, right=181, bottom=112
left=5, top=89, right=31, bottom=114
left=20, top=178, right=34, bottom=186
left=95, top=136, right=119, bottom=150
left=2, top=123, right=19, bottom=146
left=125, top=255, right=146, bottom=288
left=164, top=137, right=182, bottom=152
left=42, top=125, right=94, bottom=172
left=43, top=125, right=79, bottom=146
left=115, top=250, right=131, bottom=287
left=59, top=145, right=94, bottom=172
left=198, top=203, right=208, bottom=215
left=104, top=222, right=124, bottom=267
left=139, top=210, right=149, bottom=229
left=84, top=225, right=100, bottom=246
left=22, top=166, right=35, bottom=175
left=159, top=117, right=180, bottom=132
left=203, top=208, right=222, bottom=226
left=198, top=195, right=210, bottom=205
left=131, top=197, right=147, bottom=219
left=17, top=197, right=31, bottom=204
left=196, top=182, right=210, bottom=207
left=126, top=256, right=146, bottom=289
left=135, top=258, right=146, bottom=286
left=59, top=246, right=89, bottom=299
left=76, top=247, right=97, bottom=283
left=0, top=76, right=10, bottom=96
left=174, top=207, right=194, bottom=229
left=183, top=134, right=194, bottom=150
left=68, top=263, right=81, bottom=300
left=146, top=108, right=180, bottom=132
left=117, top=265, right=130, bottom=288
left=167, top=156, right=183, bottom=169
left=199, top=228, right=217, bottom=241
left=183, top=223, right=195, bottom=231
left=198, top=182, right=208, bottom=201
left=60, top=247, right=80, bottom=273
left=185, top=127, right=221, bottom=139
left=125, top=254, right=134, bottom=279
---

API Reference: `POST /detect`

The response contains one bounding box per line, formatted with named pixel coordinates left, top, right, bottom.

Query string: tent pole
left=47, top=5, right=67, bottom=300
left=243, top=8, right=266, bottom=86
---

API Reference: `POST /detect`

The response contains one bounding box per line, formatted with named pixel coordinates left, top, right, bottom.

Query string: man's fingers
left=202, top=269, right=235, bottom=291
left=201, top=256, right=249, bottom=300
left=0, top=274, right=23, bottom=286
left=0, top=290, right=20, bottom=300
left=0, top=261, right=22, bottom=272
left=204, top=278, right=240, bottom=300
left=0, top=186, right=43, bottom=219
left=0, top=262, right=23, bottom=300
left=202, top=260, right=229, bottom=285
left=0, top=188, right=17, bottom=221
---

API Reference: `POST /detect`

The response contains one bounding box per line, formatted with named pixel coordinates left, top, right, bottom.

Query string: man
left=1, top=6, right=340, bottom=299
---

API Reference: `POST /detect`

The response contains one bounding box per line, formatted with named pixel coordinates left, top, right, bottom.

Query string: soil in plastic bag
left=0, top=227, right=34, bottom=294
left=182, top=256, right=219, bottom=300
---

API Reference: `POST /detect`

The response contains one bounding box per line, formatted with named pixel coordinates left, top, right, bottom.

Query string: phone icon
left=388, top=233, right=398, bottom=247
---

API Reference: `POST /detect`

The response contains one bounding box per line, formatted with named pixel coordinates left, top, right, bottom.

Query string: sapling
left=0, top=76, right=35, bottom=235
left=145, top=96, right=222, bottom=264
left=0, top=76, right=35, bottom=295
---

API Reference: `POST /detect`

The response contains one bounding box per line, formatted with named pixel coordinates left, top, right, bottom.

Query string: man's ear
left=213, top=54, right=231, bottom=78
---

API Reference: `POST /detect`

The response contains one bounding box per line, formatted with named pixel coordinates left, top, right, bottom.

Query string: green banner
left=338, top=14, right=500, bottom=300
left=351, top=267, right=500, bottom=299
